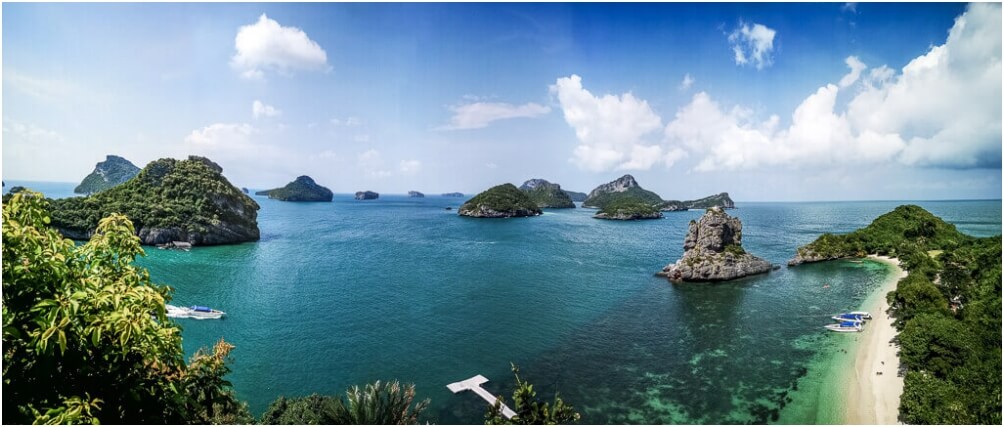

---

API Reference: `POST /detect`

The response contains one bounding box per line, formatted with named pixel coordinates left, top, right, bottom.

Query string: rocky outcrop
left=260, top=176, right=333, bottom=201
left=74, top=155, right=141, bottom=194
left=458, top=184, right=542, bottom=218
left=519, top=179, right=575, bottom=208
left=787, top=248, right=845, bottom=266
left=50, top=156, right=260, bottom=246
left=583, top=175, right=664, bottom=209
left=657, top=207, right=772, bottom=281
left=408, top=191, right=424, bottom=198
left=442, top=192, right=465, bottom=197
left=355, top=191, right=379, bottom=200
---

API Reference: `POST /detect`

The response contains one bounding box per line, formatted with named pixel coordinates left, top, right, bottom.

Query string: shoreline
left=844, top=255, right=907, bottom=424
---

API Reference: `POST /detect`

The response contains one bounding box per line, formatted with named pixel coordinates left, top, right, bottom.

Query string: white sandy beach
left=844, top=255, right=907, bottom=424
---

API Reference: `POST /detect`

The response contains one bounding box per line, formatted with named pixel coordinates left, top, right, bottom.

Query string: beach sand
left=844, top=255, right=907, bottom=424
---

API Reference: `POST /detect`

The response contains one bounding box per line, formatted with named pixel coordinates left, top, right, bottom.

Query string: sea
left=5, top=180, right=1001, bottom=424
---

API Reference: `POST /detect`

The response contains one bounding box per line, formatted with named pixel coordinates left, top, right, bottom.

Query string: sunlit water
left=7, top=181, right=1000, bottom=424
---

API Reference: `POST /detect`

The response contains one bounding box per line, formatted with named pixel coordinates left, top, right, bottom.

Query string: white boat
left=832, top=312, right=869, bottom=322
left=825, top=320, right=863, bottom=332
left=847, top=311, right=872, bottom=319
left=165, top=304, right=225, bottom=320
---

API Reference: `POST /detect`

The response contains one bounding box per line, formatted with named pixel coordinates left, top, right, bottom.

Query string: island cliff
left=408, top=191, right=424, bottom=198
left=583, top=174, right=663, bottom=209
left=73, top=155, right=141, bottom=194
left=257, top=176, right=333, bottom=202
left=458, top=184, right=542, bottom=218
left=658, top=207, right=772, bottom=281
left=563, top=190, right=587, bottom=202
left=660, top=192, right=736, bottom=211
left=355, top=191, right=379, bottom=200
left=519, top=179, right=575, bottom=208
left=49, top=156, right=260, bottom=246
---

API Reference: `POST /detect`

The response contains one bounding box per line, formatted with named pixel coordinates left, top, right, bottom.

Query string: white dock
left=446, top=375, right=516, bottom=419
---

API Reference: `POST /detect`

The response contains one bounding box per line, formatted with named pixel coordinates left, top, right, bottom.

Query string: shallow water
left=8, top=181, right=1001, bottom=423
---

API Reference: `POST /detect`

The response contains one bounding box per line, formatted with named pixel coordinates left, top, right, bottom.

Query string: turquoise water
left=7, top=181, right=1002, bottom=423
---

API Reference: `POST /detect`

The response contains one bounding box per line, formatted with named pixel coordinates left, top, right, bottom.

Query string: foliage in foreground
left=260, top=380, right=428, bottom=424
left=2, top=191, right=250, bottom=424
left=485, top=363, right=581, bottom=425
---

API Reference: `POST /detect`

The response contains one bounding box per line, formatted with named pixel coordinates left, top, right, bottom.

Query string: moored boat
left=832, top=312, right=869, bottom=322
left=847, top=311, right=872, bottom=319
left=824, top=320, right=863, bottom=332
left=165, top=304, right=226, bottom=320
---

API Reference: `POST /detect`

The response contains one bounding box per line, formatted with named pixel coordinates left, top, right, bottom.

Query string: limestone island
left=73, top=155, right=141, bottom=194
left=441, top=192, right=465, bottom=197
left=355, top=191, right=379, bottom=200
left=563, top=190, right=587, bottom=202
left=594, top=199, right=662, bottom=220
left=584, top=174, right=663, bottom=220
left=408, top=190, right=424, bottom=198
left=458, top=183, right=542, bottom=218
left=256, top=176, right=333, bottom=202
left=519, top=179, right=575, bottom=208
left=49, top=156, right=260, bottom=246
left=657, top=207, right=772, bottom=281
left=660, top=192, right=736, bottom=211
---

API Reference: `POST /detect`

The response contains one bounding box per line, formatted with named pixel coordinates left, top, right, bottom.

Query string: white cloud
left=728, top=21, right=777, bottom=69
left=331, top=117, right=361, bottom=126
left=663, top=3, right=1001, bottom=171
left=357, top=149, right=392, bottom=178
left=231, top=14, right=329, bottom=80
left=440, top=101, right=551, bottom=130
left=3, top=71, right=82, bottom=101
left=485, top=162, right=498, bottom=169
left=841, top=2, right=858, bottom=13
left=184, top=123, right=258, bottom=153
left=2, top=119, right=64, bottom=142
left=399, top=159, right=421, bottom=174
left=550, top=74, right=664, bottom=172
left=679, top=73, right=695, bottom=91
left=252, top=100, right=282, bottom=119
left=838, top=56, right=867, bottom=88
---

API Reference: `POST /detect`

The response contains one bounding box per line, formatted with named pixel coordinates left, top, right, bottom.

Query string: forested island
left=790, top=205, right=1001, bottom=424
left=458, top=183, right=542, bottom=218
left=73, top=155, right=141, bottom=194
left=256, top=176, right=333, bottom=202
left=47, top=156, right=260, bottom=246
left=519, top=178, right=575, bottom=208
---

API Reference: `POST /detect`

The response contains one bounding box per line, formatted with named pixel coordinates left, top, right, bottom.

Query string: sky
left=3, top=2, right=1001, bottom=201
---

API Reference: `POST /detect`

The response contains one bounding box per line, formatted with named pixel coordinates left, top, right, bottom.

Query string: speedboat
left=832, top=312, right=869, bottom=322
left=825, top=320, right=863, bottom=332
left=847, top=311, right=872, bottom=319
left=165, top=304, right=225, bottom=320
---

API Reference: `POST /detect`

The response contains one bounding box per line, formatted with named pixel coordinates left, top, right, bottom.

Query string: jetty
left=446, top=375, right=516, bottom=419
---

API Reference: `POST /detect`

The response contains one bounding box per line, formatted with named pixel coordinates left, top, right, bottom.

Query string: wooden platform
left=446, top=375, right=516, bottom=419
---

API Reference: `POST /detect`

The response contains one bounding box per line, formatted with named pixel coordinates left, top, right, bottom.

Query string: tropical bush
left=260, top=381, right=428, bottom=424
left=485, top=364, right=580, bottom=425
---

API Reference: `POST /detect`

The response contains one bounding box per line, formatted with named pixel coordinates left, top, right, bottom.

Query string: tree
left=2, top=191, right=249, bottom=424
left=485, top=364, right=580, bottom=425
left=259, top=380, right=428, bottom=424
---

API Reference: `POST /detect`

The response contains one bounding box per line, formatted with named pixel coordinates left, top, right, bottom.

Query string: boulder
left=657, top=207, right=772, bottom=281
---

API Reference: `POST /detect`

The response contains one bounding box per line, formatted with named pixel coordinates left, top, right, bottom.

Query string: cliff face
left=458, top=183, right=542, bottom=218
left=260, top=176, right=334, bottom=202
left=74, top=155, right=141, bottom=194
left=563, top=190, right=587, bottom=202
left=51, top=156, right=260, bottom=246
left=658, top=207, right=772, bottom=281
left=355, top=191, right=379, bottom=200
left=519, top=179, right=575, bottom=209
left=583, top=175, right=664, bottom=209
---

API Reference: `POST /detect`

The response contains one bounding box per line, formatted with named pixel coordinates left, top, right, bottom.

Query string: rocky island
left=583, top=174, right=663, bottom=209
left=660, top=192, right=736, bottom=211
left=257, top=176, right=333, bottom=202
left=458, top=183, right=542, bottom=218
left=73, top=155, right=141, bottom=194
left=355, top=191, right=379, bottom=200
left=657, top=207, right=772, bottom=281
left=519, top=179, right=575, bottom=208
left=594, top=199, right=662, bottom=220
left=49, top=155, right=260, bottom=246
left=562, top=190, right=587, bottom=202
left=408, top=191, right=424, bottom=198
left=442, top=192, right=464, bottom=197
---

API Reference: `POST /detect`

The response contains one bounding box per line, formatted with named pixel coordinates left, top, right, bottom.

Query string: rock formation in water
left=441, top=192, right=465, bottom=197
left=458, top=183, right=542, bottom=218
left=74, top=155, right=141, bottom=194
left=661, top=192, right=736, bottom=211
left=355, top=191, right=379, bottom=200
left=519, top=179, right=575, bottom=208
left=657, top=207, right=772, bottom=281
left=583, top=174, right=664, bottom=209
left=50, top=155, right=260, bottom=246
left=408, top=191, right=425, bottom=198
left=258, top=176, right=334, bottom=202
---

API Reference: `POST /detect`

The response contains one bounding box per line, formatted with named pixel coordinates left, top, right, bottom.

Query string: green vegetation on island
left=519, top=179, right=575, bottom=208
left=3, top=192, right=576, bottom=424
left=47, top=156, right=260, bottom=246
left=582, top=175, right=663, bottom=209
left=790, top=205, right=1001, bottom=424
left=562, top=190, right=587, bottom=202
left=661, top=192, right=735, bottom=211
left=459, top=184, right=542, bottom=218
left=355, top=190, right=379, bottom=200
left=593, top=196, right=662, bottom=220
left=73, top=155, right=141, bottom=194
left=257, top=176, right=333, bottom=202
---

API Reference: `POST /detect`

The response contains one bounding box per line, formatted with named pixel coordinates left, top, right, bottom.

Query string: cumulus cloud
left=185, top=123, right=257, bottom=149
left=357, top=149, right=392, bottom=178
left=399, top=159, right=422, bottom=174
left=679, top=73, right=695, bottom=91
left=440, top=101, right=551, bottom=130
left=550, top=74, right=664, bottom=171
left=231, top=14, right=329, bottom=80
left=838, top=56, right=867, bottom=88
left=663, top=3, right=1001, bottom=171
left=2, top=119, right=64, bottom=142
left=728, top=21, right=777, bottom=69
left=252, top=100, right=282, bottom=119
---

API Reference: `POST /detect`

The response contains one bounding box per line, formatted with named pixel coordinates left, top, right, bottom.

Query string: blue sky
left=3, top=2, right=1000, bottom=201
